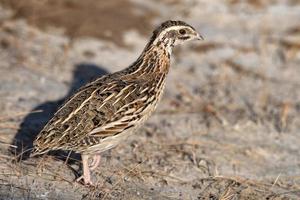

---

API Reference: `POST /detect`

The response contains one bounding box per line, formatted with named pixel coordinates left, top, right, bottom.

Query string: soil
left=0, top=0, right=300, bottom=199
left=0, top=0, right=156, bottom=46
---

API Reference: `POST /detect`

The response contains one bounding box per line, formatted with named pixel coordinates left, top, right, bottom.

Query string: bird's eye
left=179, top=29, right=186, bottom=35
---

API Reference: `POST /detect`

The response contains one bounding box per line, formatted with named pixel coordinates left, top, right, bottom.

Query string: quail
left=31, top=20, right=203, bottom=185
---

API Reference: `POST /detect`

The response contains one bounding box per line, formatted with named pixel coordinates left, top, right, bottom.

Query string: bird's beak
left=196, top=33, right=204, bottom=40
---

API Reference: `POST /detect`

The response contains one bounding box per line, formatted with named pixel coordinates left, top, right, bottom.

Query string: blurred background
left=0, top=0, right=299, bottom=199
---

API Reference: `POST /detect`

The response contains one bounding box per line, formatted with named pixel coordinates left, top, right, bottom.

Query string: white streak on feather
left=89, top=115, right=133, bottom=135
left=122, top=87, right=137, bottom=100
left=115, top=84, right=132, bottom=98
left=61, top=91, right=96, bottom=124
left=140, top=87, right=149, bottom=94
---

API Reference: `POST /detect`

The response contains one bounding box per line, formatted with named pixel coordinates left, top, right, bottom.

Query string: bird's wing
left=33, top=76, right=154, bottom=152
left=80, top=79, right=154, bottom=141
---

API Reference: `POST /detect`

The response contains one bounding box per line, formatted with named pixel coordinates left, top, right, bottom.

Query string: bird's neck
left=124, top=43, right=171, bottom=77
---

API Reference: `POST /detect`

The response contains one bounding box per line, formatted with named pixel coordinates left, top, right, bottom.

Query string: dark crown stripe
left=153, top=20, right=195, bottom=36
left=147, top=20, right=195, bottom=46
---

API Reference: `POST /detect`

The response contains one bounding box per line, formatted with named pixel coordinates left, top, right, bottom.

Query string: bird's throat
left=125, top=44, right=171, bottom=77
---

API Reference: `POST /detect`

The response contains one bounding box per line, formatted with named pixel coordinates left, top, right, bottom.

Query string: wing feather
left=33, top=75, right=156, bottom=153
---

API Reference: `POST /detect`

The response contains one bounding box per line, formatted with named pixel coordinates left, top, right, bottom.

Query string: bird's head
left=149, top=20, right=203, bottom=51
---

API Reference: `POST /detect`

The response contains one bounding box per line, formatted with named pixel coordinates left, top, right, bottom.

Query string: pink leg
left=90, top=155, right=101, bottom=171
left=76, top=154, right=93, bottom=185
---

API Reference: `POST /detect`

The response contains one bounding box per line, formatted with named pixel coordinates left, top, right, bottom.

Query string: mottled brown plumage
left=31, top=20, right=202, bottom=185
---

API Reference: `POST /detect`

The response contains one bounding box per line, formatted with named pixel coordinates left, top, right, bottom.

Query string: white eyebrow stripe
left=153, top=26, right=191, bottom=44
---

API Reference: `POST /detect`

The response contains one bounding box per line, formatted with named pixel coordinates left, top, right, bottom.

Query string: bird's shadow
left=12, top=63, right=109, bottom=161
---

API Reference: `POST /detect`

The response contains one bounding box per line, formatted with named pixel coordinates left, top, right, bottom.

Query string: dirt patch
left=0, top=0, right=156, bottom=46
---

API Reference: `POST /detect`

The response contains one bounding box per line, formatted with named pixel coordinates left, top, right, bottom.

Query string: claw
left=76, top=175, right=94, bottom=186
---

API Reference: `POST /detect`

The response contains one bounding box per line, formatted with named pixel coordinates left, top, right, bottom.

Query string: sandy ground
left=0, top=0, right=300, bottom=199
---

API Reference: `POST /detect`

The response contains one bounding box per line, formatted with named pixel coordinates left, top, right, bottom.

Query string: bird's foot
left=76, top=175, right=95, bottom=186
